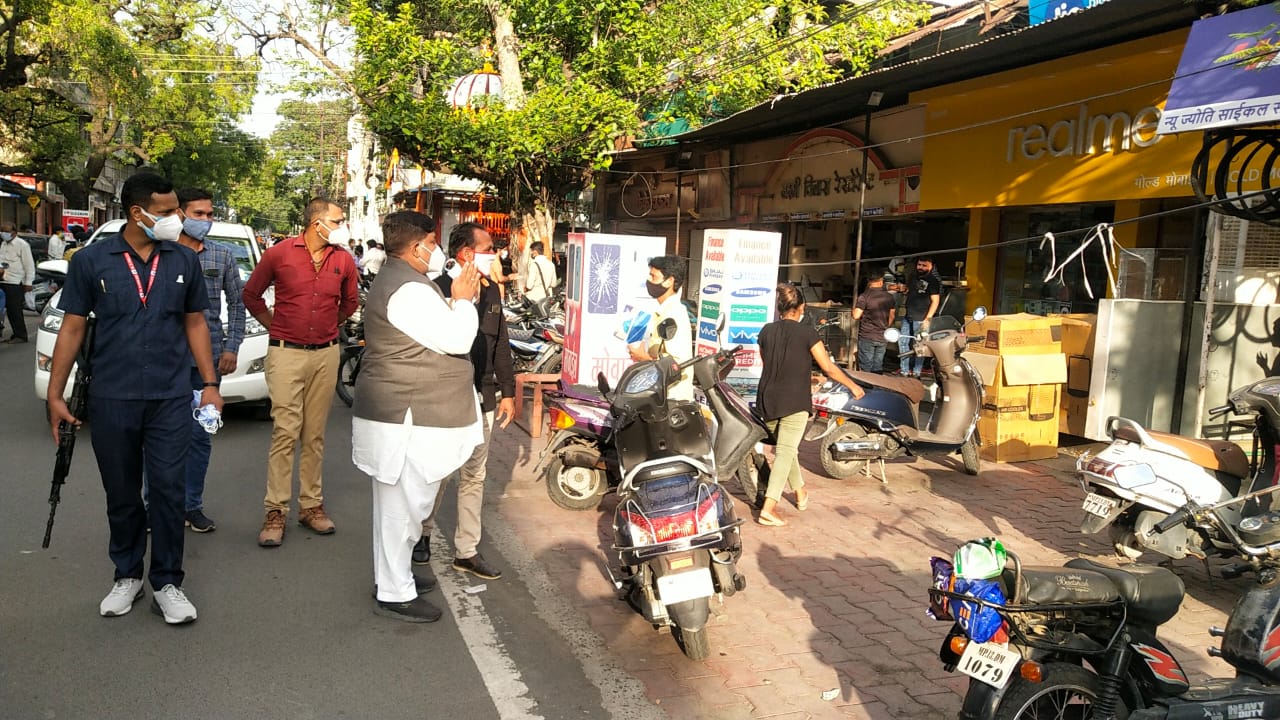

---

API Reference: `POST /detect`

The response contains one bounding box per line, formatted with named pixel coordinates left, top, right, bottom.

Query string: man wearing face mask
left=173, top=188, right=244, bottom=533
left=243, top=198, right=360, bottom=547
left=628, top=255, right=694, bottom=401
left=48, top=172, right=221, bottom=624
left=351, top=211, right=484, bottom=622
left=0, top=221, right=35, bottom=343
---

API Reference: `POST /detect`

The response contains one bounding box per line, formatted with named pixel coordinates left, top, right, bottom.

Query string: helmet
left=954, top=538, right=1007, bottom=580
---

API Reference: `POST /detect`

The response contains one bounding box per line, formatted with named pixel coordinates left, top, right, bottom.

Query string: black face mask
left=645, top=280, right=666, bottom=299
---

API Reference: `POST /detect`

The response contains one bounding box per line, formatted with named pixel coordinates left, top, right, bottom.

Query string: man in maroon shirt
left=243, top=198, right=360, bottom=546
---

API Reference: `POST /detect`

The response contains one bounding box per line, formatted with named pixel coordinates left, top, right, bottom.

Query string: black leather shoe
left=452, top=553, right=502, bottom=580
left=372, top=572, right=437, bottom=599
left=412, top=536, right=431, bottom=566
left=373, top=596, right=443, bottom=623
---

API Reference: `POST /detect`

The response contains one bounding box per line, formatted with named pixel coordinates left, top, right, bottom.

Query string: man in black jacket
left=416, top=222, right=515, bottom=580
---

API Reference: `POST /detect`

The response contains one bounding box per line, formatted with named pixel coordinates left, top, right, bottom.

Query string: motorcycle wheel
left=533, top=351, right=562, bottom=375
left=336, top=350, right=361, bottom=408
left=674, top=624, right=711, bottom=661
left=961, top=434, right=981, bottom=476
left=736, top=451, right=769, bottom=508
left=819, top=424, right=870, bottom=479
left=991, top=663, right=1120, bottom=720
left=545, top=459, right=606, bottom=510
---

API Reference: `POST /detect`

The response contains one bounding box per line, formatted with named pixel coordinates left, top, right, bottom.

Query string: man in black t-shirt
left=853, top=271, right=896, bottom=373
left=899, top=256, right=942, bottom=377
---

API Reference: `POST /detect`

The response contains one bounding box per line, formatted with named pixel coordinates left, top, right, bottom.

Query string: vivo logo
left=702, top=284, right=722, bottom=295
left=731, top=286, right=769, bottom=298
left=728, top=326, right=760, bottom=344
left=698, top=321, right=718, bottom=342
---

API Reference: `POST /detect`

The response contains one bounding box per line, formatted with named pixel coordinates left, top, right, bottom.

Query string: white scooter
left=1077, top=376, right=1280, bottom=561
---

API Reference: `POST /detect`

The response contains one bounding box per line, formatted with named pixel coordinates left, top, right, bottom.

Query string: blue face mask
left=182, top=218, right=214, bottom=243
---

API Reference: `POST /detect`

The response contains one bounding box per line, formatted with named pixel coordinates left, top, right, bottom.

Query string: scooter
left=804, top=308, right=988, bottom=481
left=510, top=326, right=563, bottom=375
left=534, top=317, right=771, bottom=510
left=1077, top=376, right=1280, bottom=561
left=604, top=319, right=753, bottom=660
left=928, top=487, right=1280, bottom=720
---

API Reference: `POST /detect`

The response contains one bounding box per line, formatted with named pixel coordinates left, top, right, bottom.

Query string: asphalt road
left=0, top=314, right=650, bottom=720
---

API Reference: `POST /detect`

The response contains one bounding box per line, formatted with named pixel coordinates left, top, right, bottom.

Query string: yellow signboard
left=26, top=195, right=39, bottom=210
left=913, top=30, right=1263, bottom=209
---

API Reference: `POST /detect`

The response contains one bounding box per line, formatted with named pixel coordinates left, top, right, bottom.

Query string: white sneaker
left=150, top=584, right=198, bottom=625
left=100, top=578, right=145, bottom=617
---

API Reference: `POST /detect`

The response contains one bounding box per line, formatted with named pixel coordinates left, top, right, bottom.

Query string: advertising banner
left=62, top=209, right=90, bottom=233
left=696, top=229, right=781, bottom=400
left=562, top=232, right=667, bottom=387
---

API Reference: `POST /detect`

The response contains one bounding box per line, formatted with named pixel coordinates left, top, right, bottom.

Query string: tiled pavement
left=487, top=426, right=1244, bottom=719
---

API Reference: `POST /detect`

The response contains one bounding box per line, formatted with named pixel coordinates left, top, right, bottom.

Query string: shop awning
left=1159, top=4, right=1280, bottom=135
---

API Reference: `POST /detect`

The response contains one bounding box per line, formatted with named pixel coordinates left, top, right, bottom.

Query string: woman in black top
left=755, top=284, right=864, bottom=526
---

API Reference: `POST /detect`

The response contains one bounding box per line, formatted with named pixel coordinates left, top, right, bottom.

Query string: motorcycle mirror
left=972, top=306, right=987, bottom=322
left=657, top=317, right=677, bottom=340
left=597, top=371, right=611, bottom=395
left=716, top=312, right=727, bottom=334
left=883, top=327, right=901, bottom=343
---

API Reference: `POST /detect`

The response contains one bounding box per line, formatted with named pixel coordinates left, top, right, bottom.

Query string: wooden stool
left=514, top=372, right=561, bottom=438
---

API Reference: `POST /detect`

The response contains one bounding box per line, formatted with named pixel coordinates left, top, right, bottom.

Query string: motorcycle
left=510, top=325, right=563, bottom=375
left=505, top=294, right=565, bottom=342
left=335, top=286, right=368, bottom=408
left=602, top=319, right=754, bottom=660
left=928, top=487, right=1280, bottom=720
left=804, top=307, right=989, bottom=481
left=534, top=318, right=771, bottom=511
left=1077, top=376, right=1280, bottom=561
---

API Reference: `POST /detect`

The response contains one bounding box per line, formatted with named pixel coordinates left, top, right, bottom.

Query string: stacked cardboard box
left=964, top=313, right=1067, bottom=463
left=1050, top=314, right=1098, bottom=436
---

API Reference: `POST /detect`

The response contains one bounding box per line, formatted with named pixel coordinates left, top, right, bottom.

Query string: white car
left=34, top=219, right=272, bottom=410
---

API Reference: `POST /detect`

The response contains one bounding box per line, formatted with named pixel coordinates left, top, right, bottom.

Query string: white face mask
left=416, top=242, right=446, bottom=275
left=0, top=232, right=11, bottom=242
left=473, top=252, right=495, bottom=277
left=320, top=221, right=350, bottom=247
left=138, top=209, right=183, bottom=242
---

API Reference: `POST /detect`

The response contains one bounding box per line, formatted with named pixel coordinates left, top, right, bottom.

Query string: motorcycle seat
left=847, top=371, right=927, bottom=405
left=1147, top=430, right=1251, bottom=484
left=1065, top=558, right=1185, bottom=627
left=1004, top=566, right=1121, bottom=606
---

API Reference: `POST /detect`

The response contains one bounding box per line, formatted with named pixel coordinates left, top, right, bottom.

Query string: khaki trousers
left=765, top=411, right=809, bottom=501
left=264, top=344, right=340, bottom=512
left=424, top=405, right=492, bottom=559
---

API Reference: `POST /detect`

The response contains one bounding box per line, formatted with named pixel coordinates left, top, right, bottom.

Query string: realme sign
left=1006, top=105, right=1163, bottom=162
left=911, top=30, right=1265, bottom=209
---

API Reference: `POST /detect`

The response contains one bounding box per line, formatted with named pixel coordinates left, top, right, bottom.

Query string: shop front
left=911, top=28, right=1250, bottom=314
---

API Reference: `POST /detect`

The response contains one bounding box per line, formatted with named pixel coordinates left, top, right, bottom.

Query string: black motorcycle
left=335, top=286, right=368, bottom=408
left=602, top=320, right=757, bottom=659
left=928, top=485, right=1280, bottom=720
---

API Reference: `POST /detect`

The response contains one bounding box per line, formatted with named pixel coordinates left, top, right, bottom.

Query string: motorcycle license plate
left=656, top=568, right=714, bottom=606
left=1082, top=492, right=1119, bottom=518
left=957, top=640, right=1019, bottom=689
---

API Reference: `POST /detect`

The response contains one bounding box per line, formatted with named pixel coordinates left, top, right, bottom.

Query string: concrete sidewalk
left=488, top=428, right=1242, bottom=719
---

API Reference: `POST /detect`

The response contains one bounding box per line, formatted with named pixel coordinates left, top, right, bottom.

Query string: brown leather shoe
left=258, top=509, right=286, bottom=547
left=298, top=505, right=336, bottom=535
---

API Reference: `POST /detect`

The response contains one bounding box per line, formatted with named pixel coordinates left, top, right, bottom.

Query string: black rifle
left=43, top=318, right=95, bottom=549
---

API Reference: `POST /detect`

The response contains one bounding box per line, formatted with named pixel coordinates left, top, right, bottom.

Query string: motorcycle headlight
left=624, top=365, right=660, bottom=395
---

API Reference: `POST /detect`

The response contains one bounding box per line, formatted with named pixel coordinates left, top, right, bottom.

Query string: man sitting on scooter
left=629, top=255, right=694, bottom=401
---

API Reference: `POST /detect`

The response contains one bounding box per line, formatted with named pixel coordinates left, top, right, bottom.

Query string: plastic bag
left=953, top=577, right=1006, bottom=643
left=927, top=556, right=956, bottom=621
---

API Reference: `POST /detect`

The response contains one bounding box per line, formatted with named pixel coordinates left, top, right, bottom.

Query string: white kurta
left=351, top=282, right=483, bottom=603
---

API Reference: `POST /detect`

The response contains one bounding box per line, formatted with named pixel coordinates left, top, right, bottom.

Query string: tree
left=270, top=97, right=354, bottom=200
left=348, top=0, right=931, bottom=242
left=0, top=0, right=259, bottom=204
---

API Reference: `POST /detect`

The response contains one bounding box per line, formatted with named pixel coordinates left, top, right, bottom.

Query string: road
left=0, top=314, right=655, bottom=720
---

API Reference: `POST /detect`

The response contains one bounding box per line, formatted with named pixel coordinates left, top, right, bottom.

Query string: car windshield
left=208, top=235, right=256, bottom=281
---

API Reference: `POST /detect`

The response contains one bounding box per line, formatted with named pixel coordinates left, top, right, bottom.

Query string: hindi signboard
left=1160, top=4, right=1280, bottom=135
left=696, top=229, right=781, bottom=401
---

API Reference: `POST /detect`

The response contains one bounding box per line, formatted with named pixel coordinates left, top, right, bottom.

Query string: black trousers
left=89, top=396, right=191, bottom=590
left=0, top=283, right=25, bottom=340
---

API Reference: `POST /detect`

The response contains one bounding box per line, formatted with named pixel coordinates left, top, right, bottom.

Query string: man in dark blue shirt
left=47, top=172, right=223, bottom=626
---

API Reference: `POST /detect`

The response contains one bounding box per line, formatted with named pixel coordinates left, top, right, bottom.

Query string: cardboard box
left=966, top=350, right=1067, bottom=412
left=973, top=313, right=1063, bottom=355
left=1053, top=314, right=1097, bottom=358
left=1049, top=314, right=1096, bottom=436
left=978, top=412, right=1060, bottom=463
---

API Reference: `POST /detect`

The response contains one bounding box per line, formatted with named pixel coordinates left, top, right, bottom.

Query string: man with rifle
left=47, top=173, right=222, bottom=625
left=43, top=319, right=94, bottom=548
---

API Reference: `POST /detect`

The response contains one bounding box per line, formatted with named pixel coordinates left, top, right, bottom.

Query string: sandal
left=796, top=494, right=809, bottom=512
left=757, top=513, right=788, bottom=527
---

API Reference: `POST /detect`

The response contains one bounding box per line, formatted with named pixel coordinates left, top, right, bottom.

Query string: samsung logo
left=732, top=286, right=769, bottom=298
left=702, top=284, right=722, bottom=295
left=698, top=321, right=718, bottom=342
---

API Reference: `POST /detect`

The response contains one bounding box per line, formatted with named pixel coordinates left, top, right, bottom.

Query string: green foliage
left=349, top=0, right=929, bottom=213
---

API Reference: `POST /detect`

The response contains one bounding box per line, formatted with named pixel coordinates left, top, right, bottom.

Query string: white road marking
left=433, top=535, right=542, bottom=720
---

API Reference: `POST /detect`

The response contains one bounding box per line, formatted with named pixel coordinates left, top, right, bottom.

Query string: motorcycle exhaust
left=831, top=435, right=887, bottom=460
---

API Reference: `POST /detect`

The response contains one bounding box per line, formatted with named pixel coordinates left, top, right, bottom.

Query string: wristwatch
left=202, top=382, right=219, bottom=388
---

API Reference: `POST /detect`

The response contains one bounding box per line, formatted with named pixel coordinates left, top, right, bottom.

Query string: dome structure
left=447, top=51, right=503, bottom=110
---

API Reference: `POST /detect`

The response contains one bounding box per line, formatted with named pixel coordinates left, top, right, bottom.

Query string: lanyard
left=123, top=252, right=159, bottom=307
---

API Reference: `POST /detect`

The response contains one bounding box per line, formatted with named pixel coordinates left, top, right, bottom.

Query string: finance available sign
left=696, top=228, right=780, bottom=400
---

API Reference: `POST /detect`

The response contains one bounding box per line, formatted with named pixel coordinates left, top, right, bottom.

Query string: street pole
left=851, top=92, right=882, bottom=366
